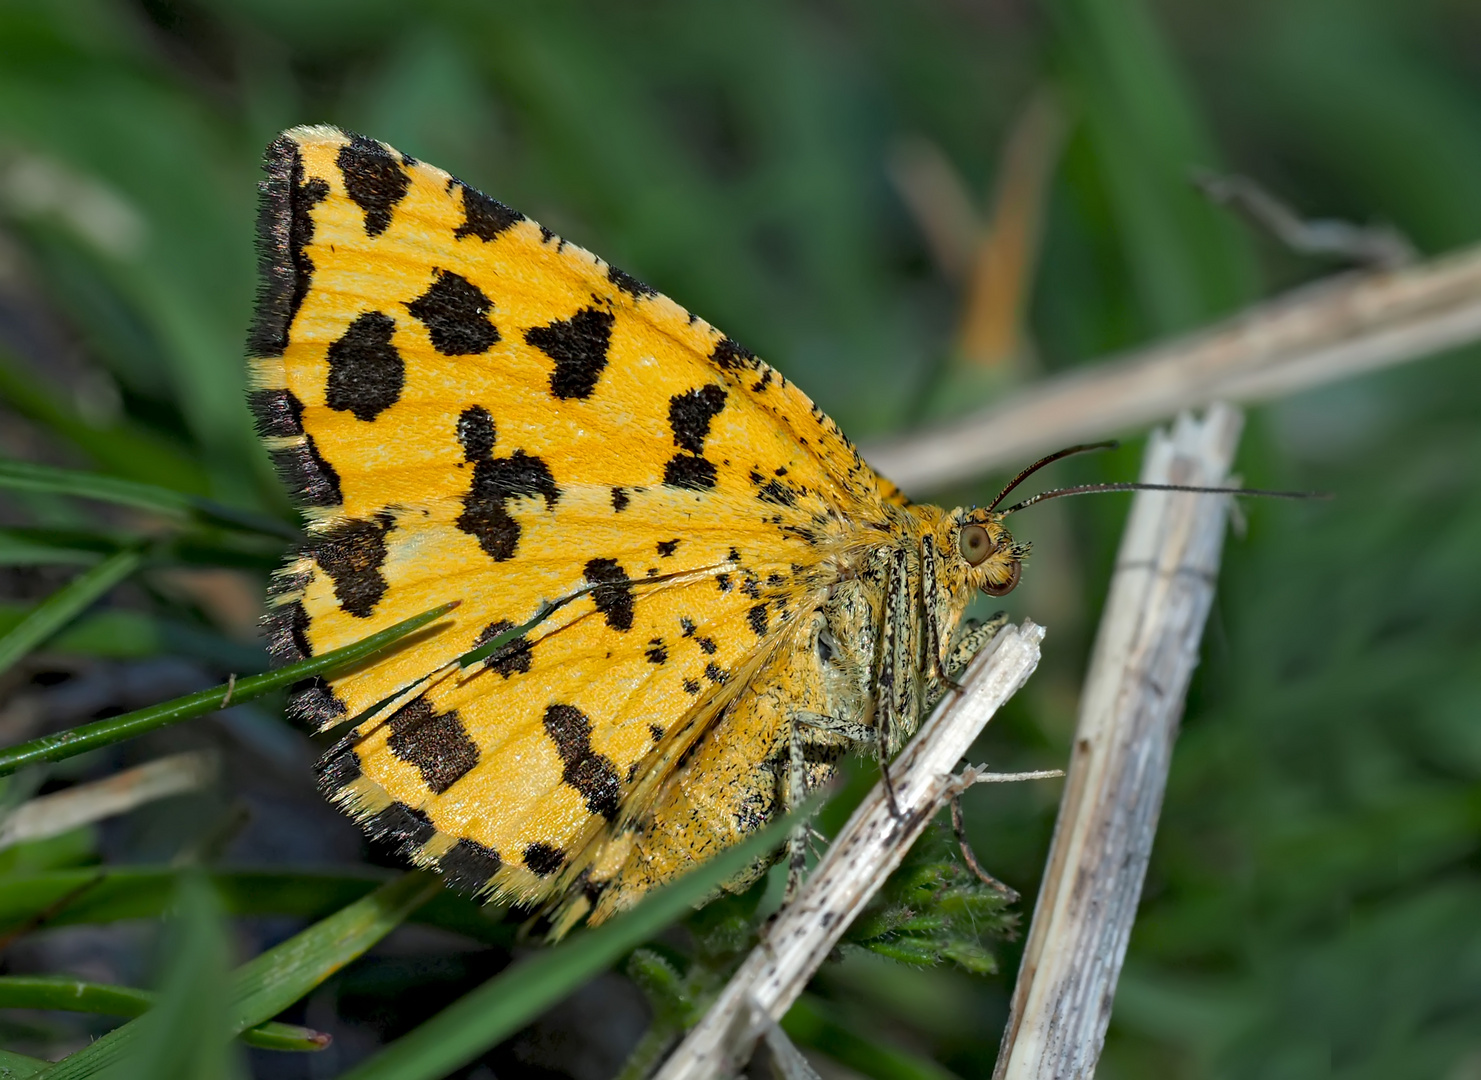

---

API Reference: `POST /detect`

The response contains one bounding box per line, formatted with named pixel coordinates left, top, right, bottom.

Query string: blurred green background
left=1, top=0, right=1479, bottom=1077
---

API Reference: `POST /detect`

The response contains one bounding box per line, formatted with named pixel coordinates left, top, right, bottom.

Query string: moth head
left=955, top=510, right=1028, bottom=597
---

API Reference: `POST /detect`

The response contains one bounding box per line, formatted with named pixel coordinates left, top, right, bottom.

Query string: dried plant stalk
left=0, top=749, right=218, bottom=850
left=655, top=619, right=1047, bottom=1080
left=993, top=404, right=1244, bottom=1079
left=865, top=246, right=1481, bottom=492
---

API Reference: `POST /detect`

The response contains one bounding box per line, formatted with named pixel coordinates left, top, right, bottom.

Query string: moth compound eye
left=958, top=524, right=993, bottom=566
left=981, top=561, right=1021, bottom=597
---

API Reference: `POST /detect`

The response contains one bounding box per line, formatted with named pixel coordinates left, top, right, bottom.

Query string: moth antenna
left=999, top=482, right=1330, bottom=516
left=986, top=441, right=1119, bottom=512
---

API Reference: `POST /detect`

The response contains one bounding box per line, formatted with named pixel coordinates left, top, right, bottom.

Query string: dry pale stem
left=654, top=619, right=1047, bottom=1080
left=992, top=404, right=1244, bottom=1079
left=864, top=245, right=1481, bottom=493
left=0, top=749, right=219, bottom=850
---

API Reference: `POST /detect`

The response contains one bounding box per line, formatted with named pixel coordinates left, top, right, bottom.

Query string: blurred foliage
left=0, top=0, right=1478, bottom=1077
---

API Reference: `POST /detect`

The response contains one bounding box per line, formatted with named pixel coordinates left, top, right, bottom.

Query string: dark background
left=2, top=1, right=1479, bottom=1077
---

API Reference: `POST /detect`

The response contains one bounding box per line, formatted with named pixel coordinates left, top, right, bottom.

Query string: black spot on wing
left=522, top=842, right=566, bottom=876
left=543, top=704, right=622, bottom=820
left=406, top=270, right=500, bottom=356
left=704, top=662, right=728, bottom=685
left=645, top=638, right=667, bottom=664
left=648, top=723, right=665, bottom=741
left=663, top=455, right=717, bottom=491
left=326, top=312, right=404, bottom=422
left=757, top=479, right=797, bottom=507
left=682, top=678, right=701, bottom=695
left=525, top=306, right=614, bottom=400
left=453, top=181, right=522, bottom=241
left=314, top=733, right=362, bottom=792
left=662, top=385, right=726, bottom=491
left=270, top=598, right=349, bottom=727
left=362, top=801, right=436, bottom=850
left=287, top=675, right=347, bottom=729
left=456, top=420, right=560, bottom=561
left=474, top=619, right=533, bottom=678
left=748, top=604, right=769, bottom=636
left=337, top=134, right=410, bottom=237
left=696, top=636, right=718, bottom=655
left=668, top=385, right=727, bottom=453
left=584, top=558, right=634, bottom=631
left=607, top=264, right=656, bottom=298
left=610, top=487, right=630, bottom=512
left=656, top=539, right=680, bottom=557
left=267, top=566, right=311, bottom=604
left=440, top=837, right=503, bottom=891
left=710, top=336, right=757, bottom=371
left=249, top=135, right=329, bottom=358
left=386, top=694, right=479, bottom=795
left=457, top=406, right=496, bottom=462
left=311, top=512, right=395, bottom=618
left=247, top=387, right=304, bottom=439
left=266, top=432, right=342, bottom=508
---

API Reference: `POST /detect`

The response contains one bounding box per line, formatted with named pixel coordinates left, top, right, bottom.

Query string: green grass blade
left=341, top=814, right=795, bottom=1080
left=36, top=873, right=440, bottom=1079
left=0, top=868, right=509, bottom=946
left=0, top=977, right=328, bottom=1053
left=0, top=548, right=143, bottom=680
left=0, top=602, right=457, bottom=776
left=0, top=1049, right=47, bottom=1078
left=93, top=874, right=238, bottom=1080
left=0, top=461, right=299, bottom=541
left=0, top=348, right=208, bottom=496
left=225, top=871, right=443, bottom=1036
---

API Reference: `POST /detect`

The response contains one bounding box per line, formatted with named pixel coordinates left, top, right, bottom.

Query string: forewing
left=247, top=126, right=898, bottom=902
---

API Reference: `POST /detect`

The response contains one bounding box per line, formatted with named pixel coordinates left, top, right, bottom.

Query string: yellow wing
left=248, top=126, right=898, bottom=905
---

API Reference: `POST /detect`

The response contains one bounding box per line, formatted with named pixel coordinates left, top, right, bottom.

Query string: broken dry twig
left=864, top=244, right=1481, bottom=493
left=654, top=620, right=1047, bottom=1080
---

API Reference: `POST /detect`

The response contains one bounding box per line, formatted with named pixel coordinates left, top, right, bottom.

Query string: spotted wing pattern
left=247, top=126, right=900, bottom=909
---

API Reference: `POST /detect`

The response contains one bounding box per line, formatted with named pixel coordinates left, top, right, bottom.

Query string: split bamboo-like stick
left=993, top=404, right=1244, bottom=1078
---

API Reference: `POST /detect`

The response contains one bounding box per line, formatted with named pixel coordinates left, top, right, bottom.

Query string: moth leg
left=780, top=710, right=871, bottom=899
left=783, top=716, right=809, bottom=900
left=923, top=612, right=1010, bottom=711
left=947, top=611, right=1009, bottom=677
left=873, top=547, right=915, bottom=816
left=794, top=710, right=875, bottom=743
left=918, top=534, right=960, bottom=692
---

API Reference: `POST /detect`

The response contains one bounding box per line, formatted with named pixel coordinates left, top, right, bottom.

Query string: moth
left=248, top=126, right=1210, bottom=935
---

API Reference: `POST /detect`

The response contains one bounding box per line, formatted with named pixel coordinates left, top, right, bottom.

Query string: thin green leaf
left=0, top=868, right=509, bottom=946
left=0, top=461, right=299, bottom=541
left=341, top=813, right=797, bottom=1080
left=0, top=529, right=104, bottom=567
left=103, top=874, right=240, bottom=1080
left=0, top=348, right=208, bottom=496
left=0, top=1049, right=47, bottom=1078
left=0, top=977, right=328, bottom=1052
left=0, top=526, right=283, bottom=573
left=0, top=548, right=143, bottom=680
left=38, top=874, right=440, bottom=1079
left=0, top=602, right=457, bottom=776
left=0, top=605, right=163, bottom=661
left=226, top=871, right=443, bottom=1036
